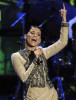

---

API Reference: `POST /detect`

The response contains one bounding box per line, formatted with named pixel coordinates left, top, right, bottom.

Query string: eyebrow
left=30, top=31, right=41, bottom=34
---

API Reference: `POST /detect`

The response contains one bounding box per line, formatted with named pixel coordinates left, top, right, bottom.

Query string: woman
left=11, top=3, right=69, bottom=100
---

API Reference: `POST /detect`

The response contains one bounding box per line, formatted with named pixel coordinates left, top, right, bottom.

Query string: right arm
left=11, top=52, right=36, bottom=83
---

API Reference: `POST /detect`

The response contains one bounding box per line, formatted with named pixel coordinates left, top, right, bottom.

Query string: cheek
left=38, top=37, right=41, bottom=43
left=26, top=35, right=31, bottom=41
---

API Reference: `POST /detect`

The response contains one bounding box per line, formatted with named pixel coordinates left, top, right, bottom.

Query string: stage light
left=70, top=0, right=75, bottom=6
left=0, top=1, right=9, bottom=6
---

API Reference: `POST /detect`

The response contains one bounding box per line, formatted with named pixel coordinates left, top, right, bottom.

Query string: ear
left=24, top=34, right=27, bottom=40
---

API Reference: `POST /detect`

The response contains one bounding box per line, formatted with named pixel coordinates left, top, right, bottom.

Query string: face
left=25, top=27, right=41, bottom=47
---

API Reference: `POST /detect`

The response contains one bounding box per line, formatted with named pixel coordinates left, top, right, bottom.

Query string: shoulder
left=11, top=51, right=26, bottom=66
left=11, top=51, right=22, bottom=61
left=11, top=52, right=20, bottom=58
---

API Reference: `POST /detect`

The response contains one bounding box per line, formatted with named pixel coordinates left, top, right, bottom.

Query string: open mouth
left=32, top=38, right=37, bottom=42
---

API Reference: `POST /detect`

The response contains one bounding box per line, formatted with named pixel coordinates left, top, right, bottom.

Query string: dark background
left=0, top=0, right=76, bottom=100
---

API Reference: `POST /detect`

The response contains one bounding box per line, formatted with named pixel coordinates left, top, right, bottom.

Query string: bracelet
left=61, top=22, right=69, bottom=27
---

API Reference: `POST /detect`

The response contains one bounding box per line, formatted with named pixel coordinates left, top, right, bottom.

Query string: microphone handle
left=38, top=57, right=42, bottom=63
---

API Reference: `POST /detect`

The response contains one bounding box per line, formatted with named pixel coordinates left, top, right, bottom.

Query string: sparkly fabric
left=19, top=49, right=53, bottom=88
left=11, top=23, right=69, bottom=100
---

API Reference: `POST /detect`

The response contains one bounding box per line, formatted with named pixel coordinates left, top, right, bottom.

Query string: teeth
left=32, top=39, right=37, bottom=42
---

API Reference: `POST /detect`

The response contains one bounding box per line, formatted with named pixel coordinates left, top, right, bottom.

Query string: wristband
left=61, top=22, right=69, bottom=27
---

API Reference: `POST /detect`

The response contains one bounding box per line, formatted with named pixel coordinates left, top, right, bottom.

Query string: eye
left=30, top=31, right=35, bottom=34
left=37, top=33, right=41, bottom=36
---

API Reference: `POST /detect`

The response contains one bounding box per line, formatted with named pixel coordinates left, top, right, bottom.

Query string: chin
left=27, top=42, right=39, bottom=47
left=28, top=44, right=37, bottom=47
left=31, top=44, right=37, bottom=47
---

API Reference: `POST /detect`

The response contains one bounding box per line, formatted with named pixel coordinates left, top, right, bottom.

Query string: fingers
left=34, top=48, right=43, bottom=59
left=59, top=3, right=66, bottom=13
left=59, top=3, right=66, bottom=14
left=59, top=3, right=67, bottom=22
left=63, top=3, right=66, bottom=10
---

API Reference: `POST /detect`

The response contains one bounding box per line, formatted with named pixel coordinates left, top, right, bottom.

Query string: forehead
left=30, top=27, right=41, bottom=33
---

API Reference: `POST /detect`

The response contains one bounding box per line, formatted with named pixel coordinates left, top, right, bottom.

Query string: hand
left=59, top=3, right=67, bottom=22
left=34, top=48, right=43, bottom=60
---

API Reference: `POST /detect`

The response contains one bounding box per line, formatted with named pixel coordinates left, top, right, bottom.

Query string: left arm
left=42, top=23, right=69, bottom=59
left=34, top=3, right=69, bottom=60
left=42, top=3, right=69, bottom=59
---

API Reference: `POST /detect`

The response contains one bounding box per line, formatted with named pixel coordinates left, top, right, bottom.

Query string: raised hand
left=59, top=3, right=67, bottom=22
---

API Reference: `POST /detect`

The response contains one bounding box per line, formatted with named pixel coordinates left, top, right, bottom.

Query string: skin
left=24, top=3, right=67, bottom=60
left=59, top=3, right=67, bottom=22
left=24, top=27, right=42, bottom=59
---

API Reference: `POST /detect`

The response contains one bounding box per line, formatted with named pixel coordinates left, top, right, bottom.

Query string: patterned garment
left=19, top=49, right=57, bottom=100
left=11, top=22, right=69, bottom=100
left=19, top=49, right=54, bottom=88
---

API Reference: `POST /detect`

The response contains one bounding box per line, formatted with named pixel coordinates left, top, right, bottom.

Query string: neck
left=25, top=45, right=36, bottom=51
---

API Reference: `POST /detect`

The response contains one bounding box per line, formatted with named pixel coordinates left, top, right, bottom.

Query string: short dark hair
left=25, top=25, right=42, bottom=34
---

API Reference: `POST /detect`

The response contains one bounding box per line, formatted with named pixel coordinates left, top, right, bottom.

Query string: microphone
left=38, top=56, right=43, bottom=64
left=35, top=46, right=43, bottom=64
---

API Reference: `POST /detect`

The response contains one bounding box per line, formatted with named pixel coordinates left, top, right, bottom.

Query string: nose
left=34, top=33, right=37, bottom=36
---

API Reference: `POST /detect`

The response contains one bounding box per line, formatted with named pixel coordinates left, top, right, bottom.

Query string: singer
left=11, top=3, right=69, bottom=100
